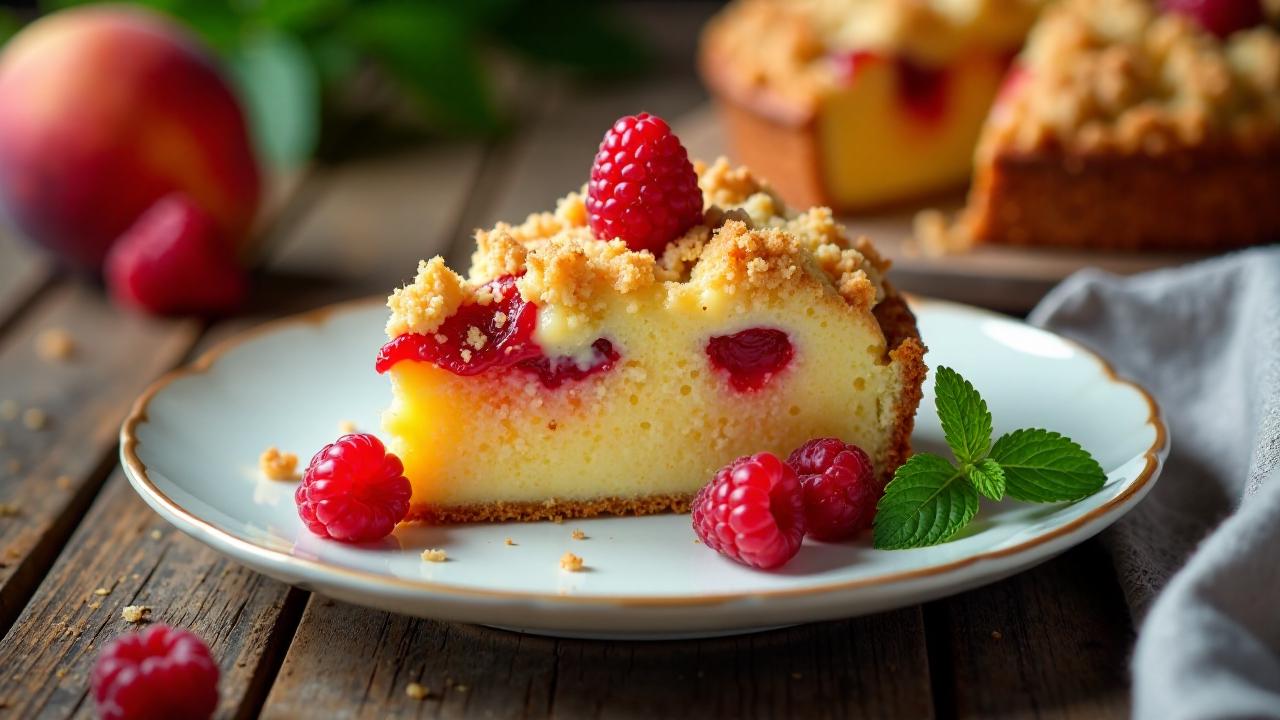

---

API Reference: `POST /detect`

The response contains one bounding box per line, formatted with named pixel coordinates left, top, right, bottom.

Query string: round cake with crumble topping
left=377, top=118, right=926, bottom=524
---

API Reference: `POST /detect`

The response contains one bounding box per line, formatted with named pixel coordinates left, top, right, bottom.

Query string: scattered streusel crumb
left=88, top=601, right=102, bottom=610
left=0, top=504, right=18, bottom=518
left=259, top=447, right=299, bottom=481
left=0, top=399, right=18, bottom=421
left=991, top=630, right=1003, bottom=640
left=570, top=529, right=586, bottom=540
left=55, top=475, right=72, bottom=491
left=36, top=328, right=75, bottom=361
left=55, top=668, right=67, bottom=679
left=421, top=548, right=448, bottom=563
left=406, top=682, right=430, bottom=700
left=149, top=529, right=162, bottom=541
left=121, top=605, right=151, bottom=624
left=455, top=684, right=469, bottom=693
left=338, top=420, right=357, bottom=434
left=559, top=552, right=584, bottom=572
left=22, top=408, right=47, bottom=431
left=93, top=587, right=111, bottom=596
left=504, top=537, right=515, bottom=546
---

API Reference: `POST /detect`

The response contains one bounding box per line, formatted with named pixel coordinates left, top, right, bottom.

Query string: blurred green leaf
left=248, top=0, right=349, bottom=34
left=348, top=1, right=499, bottom=134
left=492, top=0, right=650, bottom=76
left=228, top=29, right=320, bottom=167
left=0, top=10, right=21, bottom=47
left=41, top=0, right=243, bottom=50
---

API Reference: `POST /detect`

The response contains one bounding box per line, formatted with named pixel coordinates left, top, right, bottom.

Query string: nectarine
left=0, top=6, right=261, bottom=269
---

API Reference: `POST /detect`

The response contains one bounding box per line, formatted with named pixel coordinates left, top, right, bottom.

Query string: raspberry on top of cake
left=378, top=113, right=925, bottom=524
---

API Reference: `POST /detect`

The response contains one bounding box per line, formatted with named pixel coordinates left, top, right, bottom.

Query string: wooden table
left=0, top=5, right=1136, bottom=718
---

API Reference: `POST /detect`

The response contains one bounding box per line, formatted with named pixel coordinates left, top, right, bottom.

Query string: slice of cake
left=699, top=0, right=1043, bottom=211
left=948, top=0, right=1280, bottom=251
left=377, top=114, right=926, bottom=523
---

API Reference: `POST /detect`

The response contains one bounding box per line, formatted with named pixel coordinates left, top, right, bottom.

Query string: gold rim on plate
left=120, top=296, right=1167, bottom=609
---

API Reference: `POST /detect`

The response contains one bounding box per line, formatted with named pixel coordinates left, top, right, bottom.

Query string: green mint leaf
left=934, top=366, right=993, bottom=465
left=965, top=458, right=1006, bottom=500
left=989, top=428, right=1106, bottom=502
left=873, top=454, right=980, bottom=550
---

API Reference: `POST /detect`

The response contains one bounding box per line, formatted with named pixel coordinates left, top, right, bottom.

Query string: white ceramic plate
left=121, top=298, right=1166, bottom=639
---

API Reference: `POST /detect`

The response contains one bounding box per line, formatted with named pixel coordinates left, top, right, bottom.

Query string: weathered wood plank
left=0, top=282, right=201, bottom=634
left=0, top=230, right=54, bottom=332
left=0, top=473, right=306, bottom=719
left=926, top=541, right=1134, bottom=719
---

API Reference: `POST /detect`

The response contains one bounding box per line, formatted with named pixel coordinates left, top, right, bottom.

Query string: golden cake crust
left=406, top=493, right=695, bottom=524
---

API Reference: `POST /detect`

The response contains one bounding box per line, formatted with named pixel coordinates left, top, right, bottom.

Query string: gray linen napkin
left=1028, top=247, right=1280, bottom=719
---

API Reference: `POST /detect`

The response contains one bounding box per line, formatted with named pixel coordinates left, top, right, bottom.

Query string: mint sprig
left=873, top=366, right=1107, bottom=550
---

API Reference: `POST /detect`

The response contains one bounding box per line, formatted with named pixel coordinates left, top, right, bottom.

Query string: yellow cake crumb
left=570, top=529, right=586, bottom=540
left=121, top=605, right=151, bottom=623
left=149, top=529, right=162, bottom=541
left=406, top=682, right=430, bottom=700
left=22, top=408, right=46, bottom=431
left=93, top=587, right=111, bottom=596
left=504, top=537, right=515, bottom=546
left=35, top=328, right=75, bottom=361
left=338, top=420, right=357, bottom=434
left=421, top=548, right=448, bottom=563
left=559, top=552, right=584, bottom=572
left=259, top=447, right=299, bottom=481
left=88, top=601, right=102, bottom=610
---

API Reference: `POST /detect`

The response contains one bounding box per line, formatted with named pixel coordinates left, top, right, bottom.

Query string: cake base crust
left=405, top=493, right=696, bottom=524
left=965, top=150, right=1280, bottom=251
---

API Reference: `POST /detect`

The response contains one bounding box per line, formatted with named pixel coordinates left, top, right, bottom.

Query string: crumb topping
left=701, top=0, right=1043, bottom=113
left=259, top=447, right=299, bottom=481
left=559, top=552, right=584, bottom=571
left=386, top=159, right=892, bottom=338
left=982, top=0, right=1280, bottom=156
left=570, top=529, right=586, bottom=540
left=421, top=548, right=447, bottom=563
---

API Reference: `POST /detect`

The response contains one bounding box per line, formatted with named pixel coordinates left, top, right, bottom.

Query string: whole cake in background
left=376, top=113, right=926, bottom=523
left=699, top=0, right=1044, bottom=212
left=939, top=0, right=1280, bottom=252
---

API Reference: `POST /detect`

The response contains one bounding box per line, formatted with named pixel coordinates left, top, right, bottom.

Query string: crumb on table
left=406, top=682, right=429, bottom=700
left=55, top=475, right=72, bottom=491
left=121, top=605, right=151, bottom=623
left=0, top=503, right=18, bottom=518
left=259, top=447, right=299, bottom=481
left=22, top=408, right=47, bottom=431
left=93, top=587, right=111, bottom=597
left=36, top=328, right=75, bottom=361
left=559, top=552, right=584, bottom=572
left=421, top=548, right=447, bottom=563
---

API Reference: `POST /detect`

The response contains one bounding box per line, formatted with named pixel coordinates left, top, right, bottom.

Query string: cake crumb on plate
left=36, top=328, right=75, bottom=361
left=571, top=529, right=586, bottom=540
left=560, top=552, right=584, bottom=572
left=421, top=548, right=447, bottom=563
left=259, top=447, right=299, bottom=481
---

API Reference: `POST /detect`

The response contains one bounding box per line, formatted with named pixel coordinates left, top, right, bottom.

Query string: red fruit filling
left=831, top=51, right=951, bottom=125
left=376, top=275, right=618, bottom=388
left=295, top=433, right=412, bottom=543
left=1160, top=0, right=1263, bottom=38
left=91, top=624, right=220, bottom=720
left=586, top=112, right=704, bottom=254
left=706, top=328, right=794, bottom=392
left=692, top=452, right=807, bottom=569
left=787, top=437, right=881, bottom=541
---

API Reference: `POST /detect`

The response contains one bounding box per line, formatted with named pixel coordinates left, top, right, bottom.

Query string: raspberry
left=1160, top=0, right=1263, bottom=37
left=787, top=438, right=879, bottom=541
left=691, top=452, right=806, bottom=569
left=105, top=193, right=247, bottom=316
left=295, top=433, right=412, bottom=543
left=705, top=327, right=794, bottom=392
left=91, top=624, right=219, bottom=720
left=586, top=112, right=703, bottom=254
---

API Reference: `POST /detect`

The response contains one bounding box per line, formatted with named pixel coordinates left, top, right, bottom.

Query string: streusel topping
left=701, top=0, right=1043, bottom=113
left=982, top=0, right=1280, bottom=156
left=386, top=159, right=889, bottom=338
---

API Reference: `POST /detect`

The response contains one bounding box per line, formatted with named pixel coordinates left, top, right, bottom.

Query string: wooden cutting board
left=676, top=104, right=1207, bottom=313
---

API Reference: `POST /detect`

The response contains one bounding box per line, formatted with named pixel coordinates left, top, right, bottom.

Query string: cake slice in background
left=699, top=0, right=1043, bottom=212
left=950, top=0, right=1280, bottom=252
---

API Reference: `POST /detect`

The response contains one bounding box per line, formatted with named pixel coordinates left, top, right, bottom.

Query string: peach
left=0, top=6, right=261, bottom=269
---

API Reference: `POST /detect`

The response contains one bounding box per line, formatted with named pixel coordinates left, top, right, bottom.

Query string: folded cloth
left=1029, top=247, right=1280, bottom=720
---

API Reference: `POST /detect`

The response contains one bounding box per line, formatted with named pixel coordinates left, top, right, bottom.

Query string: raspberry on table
left=586, top=112, right=703, bottom=255
left=787, top=437, right=880, bottom=541
left=105, top=193, right=247, bottom=317
left=295, top=433, right=412, bottom=543
left=91, top=624, right=219, bottom=720
left=691, top=452, right=806, bottom=569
